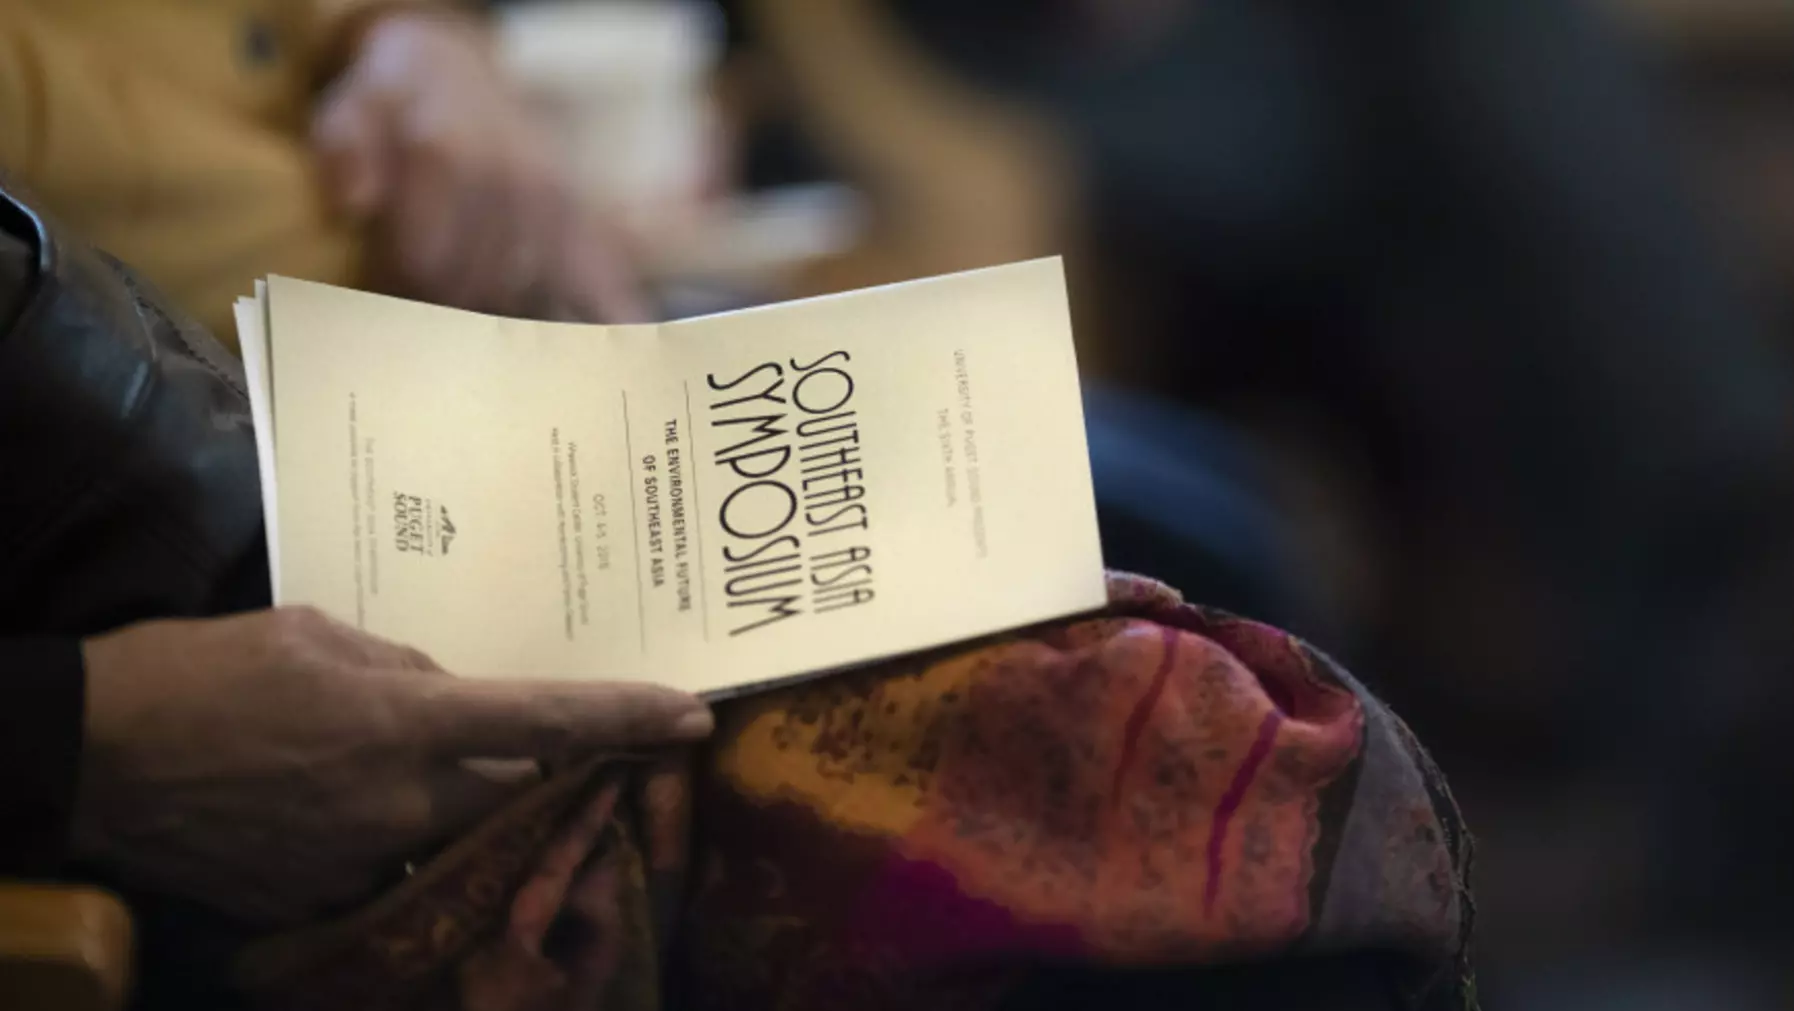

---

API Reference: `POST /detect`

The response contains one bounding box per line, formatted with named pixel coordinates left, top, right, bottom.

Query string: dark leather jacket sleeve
left=0, top=638, right=84, bottom=876
left=0, top=187, right=269, bottom=635
left=0, top=203, right=84, bottom=877
left=0, top=183, right=269, bottom=872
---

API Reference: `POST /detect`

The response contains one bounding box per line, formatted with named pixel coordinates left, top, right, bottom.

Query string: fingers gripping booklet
left=235, top=258, right=1105, bottom=696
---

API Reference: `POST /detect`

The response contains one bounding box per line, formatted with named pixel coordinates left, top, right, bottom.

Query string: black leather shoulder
left=0, top=186, right=269, bottom=635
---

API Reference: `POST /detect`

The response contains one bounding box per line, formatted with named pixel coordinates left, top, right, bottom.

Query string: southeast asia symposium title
left=705, top=351, right=875, bottom=636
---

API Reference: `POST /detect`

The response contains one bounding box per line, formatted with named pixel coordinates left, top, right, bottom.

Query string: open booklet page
left=240, top=258, right=1104, bottom=696
left=235, top=281, right=281, bottom=592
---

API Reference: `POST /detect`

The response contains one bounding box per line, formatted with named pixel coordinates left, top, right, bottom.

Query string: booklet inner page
left=262, top=258, right=1104, bottom=694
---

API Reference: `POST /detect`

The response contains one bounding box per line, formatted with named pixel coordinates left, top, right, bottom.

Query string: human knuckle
left=284, top=603, right=328, bottom=625
left=393, top=114, right=445, bottom=153
left=268, top=605, right=328, bottom=649
left=354, top=69, right=407, bottom=103
left=593, top=689, right=660, bottom=738
left=416, top=131, right=458, bottom=162
left=519, top=699, right=575, bottom=753
left=521, top=155, right=568, bottom=195
left=356, top=688, right=420, bottom=753
left=418, top=124, right=477, bottom=166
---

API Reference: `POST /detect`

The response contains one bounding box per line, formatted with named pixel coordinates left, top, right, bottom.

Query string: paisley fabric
left=234, top=573, right=1475, bottom=1011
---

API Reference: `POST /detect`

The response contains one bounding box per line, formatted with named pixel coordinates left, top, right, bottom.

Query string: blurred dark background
left=31, top=0, right=1794, bottom=1004
left=518, top=0, right=1794, bottom=1004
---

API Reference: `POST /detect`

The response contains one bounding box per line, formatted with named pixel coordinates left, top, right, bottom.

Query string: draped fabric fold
left=237, top=573, right=1475, bottom=1011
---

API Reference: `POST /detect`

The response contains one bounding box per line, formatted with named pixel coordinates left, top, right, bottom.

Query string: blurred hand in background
left=313, top=8, right=648, bottom=322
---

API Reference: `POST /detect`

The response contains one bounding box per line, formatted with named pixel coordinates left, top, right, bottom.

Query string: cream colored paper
left=235, top=284, right=282, bottom=590
left=244, top=258, right=1104, bottom=695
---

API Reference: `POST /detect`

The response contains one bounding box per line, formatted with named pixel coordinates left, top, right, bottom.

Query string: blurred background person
left=0, top=0, right=646, bottom=345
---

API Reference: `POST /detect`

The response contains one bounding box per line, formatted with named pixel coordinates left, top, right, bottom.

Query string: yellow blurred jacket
left=0, top=0, right=406, bottom=348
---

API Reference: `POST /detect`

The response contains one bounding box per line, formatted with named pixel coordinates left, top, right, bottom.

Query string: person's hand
left=311, top=10, right=648, bottom=321
left=72, top=607, right=710, bottom=927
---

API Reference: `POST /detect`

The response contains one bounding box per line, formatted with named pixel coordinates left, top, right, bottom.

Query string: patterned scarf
left=235, top=574, right=1475, bottom=1011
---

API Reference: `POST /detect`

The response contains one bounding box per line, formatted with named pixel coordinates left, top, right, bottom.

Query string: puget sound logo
left=393, top=491, right=455, bottom=558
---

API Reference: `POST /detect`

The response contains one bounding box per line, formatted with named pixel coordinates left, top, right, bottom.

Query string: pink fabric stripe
left=1109, top=625, right=1181, bottom=807
left=1205, top=709, right=1285, bottom=915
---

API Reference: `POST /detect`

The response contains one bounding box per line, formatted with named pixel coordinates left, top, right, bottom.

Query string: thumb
left=312, top=90, right=390, bottom=217
left=400, top=675, right=713, bottom=759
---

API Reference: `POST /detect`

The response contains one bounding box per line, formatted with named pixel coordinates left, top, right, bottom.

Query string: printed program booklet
left=235, top=258, right=1105, bottom=696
